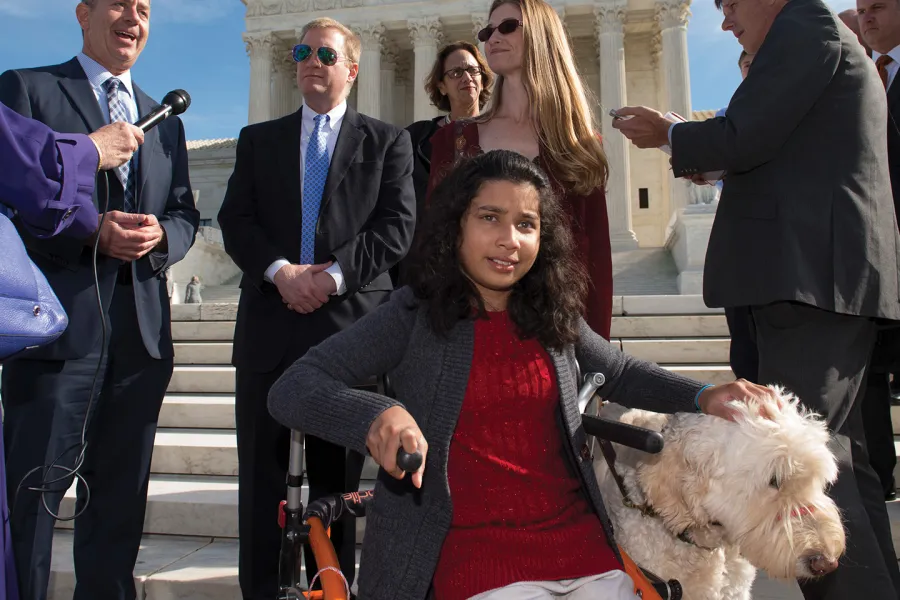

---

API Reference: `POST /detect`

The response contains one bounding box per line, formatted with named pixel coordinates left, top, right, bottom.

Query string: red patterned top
left=424, top=121, right=614, bottom=340
left=431, top=311, right=621, bottom=600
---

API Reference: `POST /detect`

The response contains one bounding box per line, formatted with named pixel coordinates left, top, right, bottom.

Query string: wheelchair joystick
left=397, top=448, right=423, bottom=472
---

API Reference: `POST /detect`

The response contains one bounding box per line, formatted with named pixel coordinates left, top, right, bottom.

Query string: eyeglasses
left=477, top=18, right=522, bottom=43
left=292, top=44, right=345, bottom=66
left=443, top=66, right=482, bottom=80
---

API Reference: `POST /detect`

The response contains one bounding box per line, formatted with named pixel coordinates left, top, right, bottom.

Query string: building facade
left=181, top=0, right=720, bottom=293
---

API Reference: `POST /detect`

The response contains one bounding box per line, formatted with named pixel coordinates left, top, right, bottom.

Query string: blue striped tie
left=301, top=114, right=330, bottom=265
left=104, top=77, right=135, bottom=213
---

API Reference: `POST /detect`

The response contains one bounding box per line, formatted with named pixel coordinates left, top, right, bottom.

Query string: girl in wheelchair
left=268, top=150, right=772, bottom=600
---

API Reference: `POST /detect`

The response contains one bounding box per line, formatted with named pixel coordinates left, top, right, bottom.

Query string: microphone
left=134, top=89, right=191, bottom=132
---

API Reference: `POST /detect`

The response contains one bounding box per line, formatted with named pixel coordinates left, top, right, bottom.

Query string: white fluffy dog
left=593, top=386, right=845, bottom=600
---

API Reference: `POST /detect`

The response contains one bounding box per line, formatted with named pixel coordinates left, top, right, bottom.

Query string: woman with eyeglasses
left=393, top=41, right=493, bottom=286
left=424, top=0, right=615, bottom=340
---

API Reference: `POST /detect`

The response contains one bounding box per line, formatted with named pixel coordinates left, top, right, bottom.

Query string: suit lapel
left=57, top=58, right=106, bottom=133
left=278, top=108, right=305, bottom=227
left=889, top=75, right=900, bottom=113
left=320, top=107, right=365, bottom=213
left=133, top=84, right=160, bottom=209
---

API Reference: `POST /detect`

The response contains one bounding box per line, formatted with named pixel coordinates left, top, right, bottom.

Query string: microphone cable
left=12, top=170, right=112, bottom=522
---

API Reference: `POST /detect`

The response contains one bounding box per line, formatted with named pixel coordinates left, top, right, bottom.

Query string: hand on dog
left=367, top=406, right=428, bottom=489
left=698, top=379, right=781, bottom=421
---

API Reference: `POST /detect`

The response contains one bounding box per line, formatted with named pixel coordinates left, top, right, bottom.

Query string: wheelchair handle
left=397, top=448, right=423, bottom=472
left=582, top=414, right=665, bottom=454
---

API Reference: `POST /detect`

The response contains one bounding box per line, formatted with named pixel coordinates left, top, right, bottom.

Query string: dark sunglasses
left=477, top=18, right=522, bottom=43
left=444, top=66, right=482, bottom=80
left=292, top=44, right=344, bottom=66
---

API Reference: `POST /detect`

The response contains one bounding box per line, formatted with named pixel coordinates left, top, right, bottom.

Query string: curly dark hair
left=425, top=41, right=493, bottom=113
left=410, top=150, right=588, bottom=350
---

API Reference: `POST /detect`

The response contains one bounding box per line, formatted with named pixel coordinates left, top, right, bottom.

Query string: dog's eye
left=770, top=475, right=781, bottom=489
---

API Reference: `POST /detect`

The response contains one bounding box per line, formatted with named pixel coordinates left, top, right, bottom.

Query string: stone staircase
left=43, top=295, right=898, bottom=599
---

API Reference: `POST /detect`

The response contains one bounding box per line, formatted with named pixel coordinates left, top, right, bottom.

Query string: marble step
left=621, top=338, right=730, bottom=365
left=168, top=366, right=235, bottom=394
left=159, top=394, right=236, bottom=429
left=610, top=315, right=730, bottom=338
left=171, top=321, right=235, bottom=342
left=48, top=531, right=360, bottom=600
left=150, top=429, right=382, bottom=480
left=659, top=365, right=735, bottom=386
left=168, top=296, right=726, bottom=326
left=170, top=315, right=730, bottom=344
left=165, top=363, right=735, bottom=399
left=168, top=296, right=727, bottom=325
left=48, top=502, right=900, bottom=600
left=56, top=475, right=374, bottom=540
left=174, top=343, right=233, bottom=365
left=152, top=429, right=238, bottom=477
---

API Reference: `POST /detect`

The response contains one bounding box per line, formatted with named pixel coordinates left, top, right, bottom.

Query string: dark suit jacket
left=0, top=58, right=200, bottom=360
left=217, top=106, right=416, bottom=373
left=671, top=0, right=900, bottom=321
left=887, top=67, right=900, bottom=231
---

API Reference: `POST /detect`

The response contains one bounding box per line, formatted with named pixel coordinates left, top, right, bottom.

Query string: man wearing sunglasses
left=218, top=16, right=416, bottom=600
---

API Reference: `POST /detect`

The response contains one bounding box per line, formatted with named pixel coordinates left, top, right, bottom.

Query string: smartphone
left=609, top=109, right=624, bottom=120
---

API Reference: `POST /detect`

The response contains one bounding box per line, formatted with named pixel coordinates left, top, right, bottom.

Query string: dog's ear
left=639, top=415, right=718, bottom=531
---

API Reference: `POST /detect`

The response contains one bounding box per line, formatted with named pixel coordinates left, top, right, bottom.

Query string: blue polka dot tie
left=104, top=77, right=135, bottom=213
left=301, top=114, right=330, bottom=265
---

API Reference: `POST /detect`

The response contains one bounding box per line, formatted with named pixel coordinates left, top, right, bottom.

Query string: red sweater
left=431, top=311, right=620, bottom=600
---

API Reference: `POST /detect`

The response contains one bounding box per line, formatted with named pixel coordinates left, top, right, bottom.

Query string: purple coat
left=0, top=100, right=100, bottom=239
left=0, top=101, right=108, bottom=600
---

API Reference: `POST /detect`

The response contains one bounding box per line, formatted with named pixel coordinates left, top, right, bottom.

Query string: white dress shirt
left=265, top=101, right=348, bottom=295
left=76, top=52, right=140, bottom=174
left=873, top=46, right=900, bottom=90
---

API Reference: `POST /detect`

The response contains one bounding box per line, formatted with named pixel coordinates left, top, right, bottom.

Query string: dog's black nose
left=806, top=554, right=839, bottom=576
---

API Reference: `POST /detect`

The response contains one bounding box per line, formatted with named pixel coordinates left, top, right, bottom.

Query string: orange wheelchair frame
left=276, top=373, right=683, bottom=600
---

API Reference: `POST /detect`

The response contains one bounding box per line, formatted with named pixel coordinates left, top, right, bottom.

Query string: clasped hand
left=273, top=262, right=337, bottom=314
left=92, top=211, right=164, bottom=261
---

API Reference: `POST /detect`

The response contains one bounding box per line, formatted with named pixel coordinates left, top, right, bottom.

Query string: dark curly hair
left=411, top=150, right=588, bottom=350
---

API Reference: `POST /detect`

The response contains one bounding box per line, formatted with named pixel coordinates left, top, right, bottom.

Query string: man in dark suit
left=859, top=0, right=900, bottom=503
left=0, top=1, right=199, bottom=599
left=217, top=17, right=415, bottom=600
left=613, top=0, right=900, bottom=597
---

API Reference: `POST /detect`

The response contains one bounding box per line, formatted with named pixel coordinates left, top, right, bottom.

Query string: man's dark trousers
left=3, top=283, right=173, bottom=600
left=751, top=301, right=900, bottom=599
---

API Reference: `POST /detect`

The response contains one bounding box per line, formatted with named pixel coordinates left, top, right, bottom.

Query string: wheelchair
left=276, top=373, right=683, bottom=600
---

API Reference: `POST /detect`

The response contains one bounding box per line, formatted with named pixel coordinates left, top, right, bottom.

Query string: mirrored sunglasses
left=293, top=44, right=340, bottom=66
left=477, top=18, right=522, bottom=43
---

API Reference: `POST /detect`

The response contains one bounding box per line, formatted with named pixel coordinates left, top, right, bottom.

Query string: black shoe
left=886, top=490, right=897, bottom=501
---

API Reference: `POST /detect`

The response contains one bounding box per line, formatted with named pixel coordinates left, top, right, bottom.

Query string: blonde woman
left=425, top=0, right=613, bottom=338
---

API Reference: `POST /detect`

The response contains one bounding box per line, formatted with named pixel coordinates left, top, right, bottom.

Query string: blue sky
left=0, top=0, right=856, bottom=141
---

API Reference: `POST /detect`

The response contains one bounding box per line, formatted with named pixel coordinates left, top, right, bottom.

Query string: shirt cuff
left=668, top=122, right=678, bottom=147
left=325, top=261, right=346, bottom=295
left=265, top=259, right=290, bottom=283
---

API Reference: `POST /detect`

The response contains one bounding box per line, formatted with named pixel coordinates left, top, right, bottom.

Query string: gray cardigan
left=268, top=287, right=707, bottom=600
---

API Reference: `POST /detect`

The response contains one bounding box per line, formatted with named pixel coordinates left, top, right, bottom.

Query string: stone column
left=354, top=23, right=385, bottom=118
left=243, top=32, right=275, bottom=124
left=656, top=0, right=693, bottom=212
left=408, top=17, right=443, bottom=122
left=595, top=2, right=638, bottom=250
left=381, top=43, right=399, bottom=125
left=394, top=59, right=410, bottom=126
left=270, top=50, right=297, bottom=119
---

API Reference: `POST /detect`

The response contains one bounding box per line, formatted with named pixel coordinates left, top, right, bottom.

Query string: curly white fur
left=594, top=386, right=845, bottom=600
